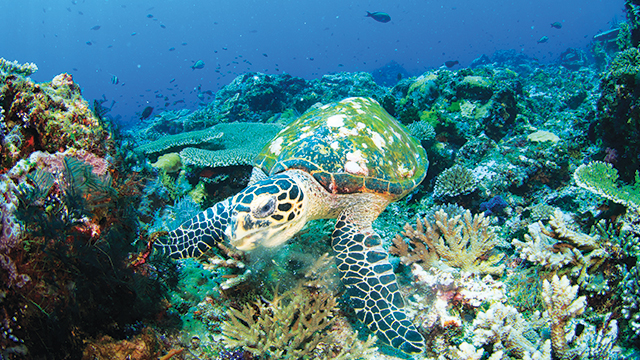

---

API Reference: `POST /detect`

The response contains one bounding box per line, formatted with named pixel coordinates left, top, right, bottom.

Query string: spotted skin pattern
left=155, top=97, right=427, bottom=355
left=160, top=199, right=232, bottom=259
left=332, top=213, right=424, bottom=355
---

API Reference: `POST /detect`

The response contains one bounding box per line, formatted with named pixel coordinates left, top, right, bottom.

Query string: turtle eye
left=253, top=196, right=276, bottom=218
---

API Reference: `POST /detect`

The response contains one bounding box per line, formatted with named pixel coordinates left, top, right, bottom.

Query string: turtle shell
left=254, top=97, right=428, bottom=198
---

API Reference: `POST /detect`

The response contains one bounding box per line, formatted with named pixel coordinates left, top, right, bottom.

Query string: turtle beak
left=225, top=212, right=265, bottom=251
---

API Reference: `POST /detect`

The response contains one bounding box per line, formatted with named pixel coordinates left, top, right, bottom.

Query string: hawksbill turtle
left=155, top=97, right=428, bottom=354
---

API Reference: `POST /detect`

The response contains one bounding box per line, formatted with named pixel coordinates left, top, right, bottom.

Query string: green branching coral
left=222, top=284, right=376, bottom=359
left=433, top=164, right=477, bottom=198
left=574, top=161, right=640, bottom=210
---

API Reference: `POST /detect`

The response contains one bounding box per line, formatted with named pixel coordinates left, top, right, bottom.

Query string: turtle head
left=226, top=174, right=308, bottom=251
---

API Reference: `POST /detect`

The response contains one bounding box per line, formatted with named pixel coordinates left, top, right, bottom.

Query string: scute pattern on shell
left=254, top=97, right=428, bottom=197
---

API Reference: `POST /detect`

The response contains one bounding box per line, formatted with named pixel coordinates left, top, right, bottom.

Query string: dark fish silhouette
left=169, top=47, right=175, bottom=51
left=147, top=14, right=153, bottom=18
left=90, top=25, right=101, bottom=30
left=140, top=106, right=154, bottom=120
left=537, top=36, right=549, bottom=44
left=444, top=60, right=459, bottom=68
left=550, top=22, right=562, bottom=29
left=366, top=11, right=391, bottom=23
left=86, top=41, right=92, bottom=45
left=111, top=75, right=118, bottom=85
left=191, top=60, right=205, bottom=70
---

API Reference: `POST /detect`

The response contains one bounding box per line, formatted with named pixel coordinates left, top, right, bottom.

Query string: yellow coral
left=222, top=284, right=376, bottom=359
left=391, top=209, right=504, bottom=275
left=151, top=153, right=182, bottom=173
left=542, top=275, right=586, bottom=359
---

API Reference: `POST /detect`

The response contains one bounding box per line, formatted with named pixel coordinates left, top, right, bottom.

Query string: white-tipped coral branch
left=541, top=274, right=586, bottom=359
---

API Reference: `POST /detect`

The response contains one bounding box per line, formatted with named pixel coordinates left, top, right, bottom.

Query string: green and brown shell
left=254, top=97, right=428, bottom=198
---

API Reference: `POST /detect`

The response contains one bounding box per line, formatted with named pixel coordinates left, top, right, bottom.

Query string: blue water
left=0, top=0, right=623, bottom=123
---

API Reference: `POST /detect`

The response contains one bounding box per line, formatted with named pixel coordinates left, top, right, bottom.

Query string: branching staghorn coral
left=541, top=274, right=587, bottom=359
left=471, top=302, right=551, bottom=359
left=221, top=283, right=376, bottom=359
left=391, top=209, right=505, bottom=275
left=512, top=209, right=608, bottom=284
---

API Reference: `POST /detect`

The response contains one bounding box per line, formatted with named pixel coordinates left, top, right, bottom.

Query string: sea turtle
left=155, top=97, right=428, bottom=354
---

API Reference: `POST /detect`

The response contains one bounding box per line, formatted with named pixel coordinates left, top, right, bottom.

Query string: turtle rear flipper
left=331, top=213, right=425, bottom=355
left=154, top=199, right=232, bottom=259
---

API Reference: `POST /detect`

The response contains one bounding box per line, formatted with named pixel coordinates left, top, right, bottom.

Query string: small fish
left=182, top=42, right=188, bottom=46
left=173, top=99, right=185, bottom=105
left=444, top=60, right=459, bottom=68
left=78, top=11, right=83, bottom=15
left=140, top=106, right=154, bottom=120
left=365, top=11, right=391, bottom=23
left=111, top=75, right=118, bottom=85
left=86, top=41, right=92, bottom=45
left=168, top=47, right=175, bottom=51
left=263, top=53, right=268, bottom=57
left=147, top=14, right=153, bottom=18
left=90, top=25, right=101, bottom=30
left=222, top=47, right=227, bottom=50
left=550, top=22, right=562, bottom=29
left=131, top=32, right=137, bottom=36
left=107, top=45, right=113, bottom=48
left=537, top=36, right=549, bottom=44
left=191, top=60, right=205, bottom=70
left=169, top=78, right=176, bottom=83
left=160, top=24, right=166, bottom=29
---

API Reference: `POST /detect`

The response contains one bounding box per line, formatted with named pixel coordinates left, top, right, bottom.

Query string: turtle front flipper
left=332, top=213, right=425, bottom=355
left=154, top=198, right=232, bottom=259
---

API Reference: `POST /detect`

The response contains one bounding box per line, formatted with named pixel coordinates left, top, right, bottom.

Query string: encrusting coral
left=391, top=209, right=505, bottom=275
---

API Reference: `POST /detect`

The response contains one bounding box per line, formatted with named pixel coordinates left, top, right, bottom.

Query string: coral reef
left=7, top=28, right=640, bottom=357
left=0, top=69, right=113, bottom=172
left=596, top=47, right=640, bottom=181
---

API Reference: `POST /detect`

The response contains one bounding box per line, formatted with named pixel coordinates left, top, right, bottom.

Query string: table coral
left=135, top=122, right=282, bottom=168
